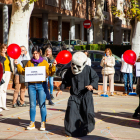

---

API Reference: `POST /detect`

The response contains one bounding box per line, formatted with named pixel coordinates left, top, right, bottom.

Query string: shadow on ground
left=95, top=112, right=140, bottom=128
left=0, top=118, right=112, bottom=140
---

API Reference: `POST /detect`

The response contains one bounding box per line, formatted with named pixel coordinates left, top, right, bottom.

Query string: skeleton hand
left=56, top=90, right=62, bottom=97
left=85, top=85, right=93, bottom=91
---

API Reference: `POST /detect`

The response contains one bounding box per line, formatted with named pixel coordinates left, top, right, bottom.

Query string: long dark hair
left=31, top=45, right=40, bottom=54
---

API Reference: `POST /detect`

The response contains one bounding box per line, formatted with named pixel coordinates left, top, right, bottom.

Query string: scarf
left=31, top=56, right=43, bottom=64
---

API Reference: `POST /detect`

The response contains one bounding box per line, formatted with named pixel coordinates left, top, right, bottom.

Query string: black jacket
left=0, top=55, right=13, bottom=73
left=60, top=66, right=99, bottom=137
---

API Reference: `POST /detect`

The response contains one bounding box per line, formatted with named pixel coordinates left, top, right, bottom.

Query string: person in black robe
left=56, top=52, right=99, bottom=137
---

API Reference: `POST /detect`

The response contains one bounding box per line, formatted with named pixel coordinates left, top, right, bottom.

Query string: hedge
left=74, top=44, right=131, bottom=57
left=74, top=44, right=106, bottom=51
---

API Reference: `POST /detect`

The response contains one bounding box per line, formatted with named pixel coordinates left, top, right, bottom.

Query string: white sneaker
left=111, top=92, right=114, bottom=96
left=26, top=121, right=35, bottom=130
left=40, top=122, right=45, bottom=131
left=3, top=107, right=9, bottom=111
left=103, top=92, right=106, bottom=95
left=0, top=108, right=3, bottom=112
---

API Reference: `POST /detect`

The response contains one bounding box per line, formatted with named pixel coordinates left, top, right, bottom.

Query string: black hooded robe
left=60, top=65, right=99, bottom=137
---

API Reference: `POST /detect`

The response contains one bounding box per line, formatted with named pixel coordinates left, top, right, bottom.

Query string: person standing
left=44, top=48, right=55, bottom=100
left=84, top=50, right=91, bottom=66
left=121, top=54, right=133, bottom=94
left=14, top=46, right=56, bottom=131
left=12, top=46, right=28, bottom=108
left=100, top=48, right=115, bottom=96
left=0, top=44, right=13, bottom=111
left=56, top=52, right=99, bottom=137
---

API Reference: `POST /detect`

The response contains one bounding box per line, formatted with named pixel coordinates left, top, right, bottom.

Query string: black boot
left=48, top=100, right=54, bottom=106
left=50, top=94, right=54, bottom=100
left=132, top=112, right=139, bottom=119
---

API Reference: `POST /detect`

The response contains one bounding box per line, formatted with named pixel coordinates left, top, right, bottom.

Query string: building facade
left=0, top=0, right=131, bottom=44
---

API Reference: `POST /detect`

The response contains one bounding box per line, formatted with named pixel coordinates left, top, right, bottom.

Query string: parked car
left=90, top=40, right=107, bottom=44
left=56, top=50, right=124, bottom=83
left=51, top=41, right=67, bottom=55
left=30, top=38, right=52, bottom=55
left=121, top=42, right=130, bottom=45
left=30, top=38, right=51, bottom=48
left=83, top=41, right=87, bottom=45
left=64, top=39, right=83, bottom=50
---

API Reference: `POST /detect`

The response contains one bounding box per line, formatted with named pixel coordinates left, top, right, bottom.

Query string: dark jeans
left=123, top=73, right=133, bottom=92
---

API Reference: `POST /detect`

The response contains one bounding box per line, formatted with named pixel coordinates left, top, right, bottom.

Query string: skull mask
left=71, top=52, right=87, bottom=75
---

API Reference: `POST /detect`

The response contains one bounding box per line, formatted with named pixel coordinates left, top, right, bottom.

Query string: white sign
left=135, top=62, right=140, bottom=77
left=84, top=23, right=90, bottom=25
left=25, top=66, right=46, bottom=82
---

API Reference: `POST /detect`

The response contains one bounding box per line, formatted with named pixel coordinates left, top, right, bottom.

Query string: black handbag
left=0, top=78, right=5, bottom=86
left=19, top=74, right=25, bottom=83
left=19, top=60, right=28, bottom=83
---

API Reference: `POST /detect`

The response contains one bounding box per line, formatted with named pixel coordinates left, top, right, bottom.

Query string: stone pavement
left=0, top=89, right=140, bottom=140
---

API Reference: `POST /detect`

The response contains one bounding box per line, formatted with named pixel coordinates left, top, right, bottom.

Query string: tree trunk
left=131, top=18, right=140, bottom=57
left=8, top=0, right=34, bottom=72
left=92, top=0, right=104, bottom=44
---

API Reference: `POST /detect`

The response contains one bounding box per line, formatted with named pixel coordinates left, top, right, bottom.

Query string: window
left=89, top=53, right=94, bottom=61
left=77, top=40, right=82, bottom=45
left=112, top=54, right=121, bottom=64
left=94, top=53, right=103, bottom=62
left=61, top=0, right=72, bottom=11
left=45, top=0, right=59, bottom=7
left=104, top=1, right=108, bottom=12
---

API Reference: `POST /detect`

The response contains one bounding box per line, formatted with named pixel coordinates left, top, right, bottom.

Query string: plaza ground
left=0, top=89, right=140, bottom=140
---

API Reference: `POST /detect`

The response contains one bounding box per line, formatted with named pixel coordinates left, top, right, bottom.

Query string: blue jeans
left=123, top=73, right=133, bottom=92
left=46, top=76, right=54, bottom=95
left=28, top=82, right=47, bottom=122
left=36, top=81, right=51, bottom=102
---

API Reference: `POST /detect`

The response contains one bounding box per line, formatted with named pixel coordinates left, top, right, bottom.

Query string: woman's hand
left=14, top=60, right=19, bottom=65
left=85, top=85, right=93, bottom=91
left=56, top=90, right=62, bottom=97
left=103, top=56, right=107, bottom=64
left=103, top=56, right=106, bottom=60
left=53, top=60, right=57, bottom=66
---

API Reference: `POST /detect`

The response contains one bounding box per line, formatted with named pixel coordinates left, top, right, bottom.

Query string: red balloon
left=0, top=63, right=3, bottom=82
left=123, top=50, right=137, bottom=65
left=7, top=44, right=21, bottom=59
left=55, top=50, right=72, bottom=64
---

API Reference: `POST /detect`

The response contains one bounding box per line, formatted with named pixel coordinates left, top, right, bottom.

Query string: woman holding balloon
left=0, top=44, right=13, bottom=112
left=121, top=50, right=137, bottom=94
left=14, top=45, right=56, bottom=131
